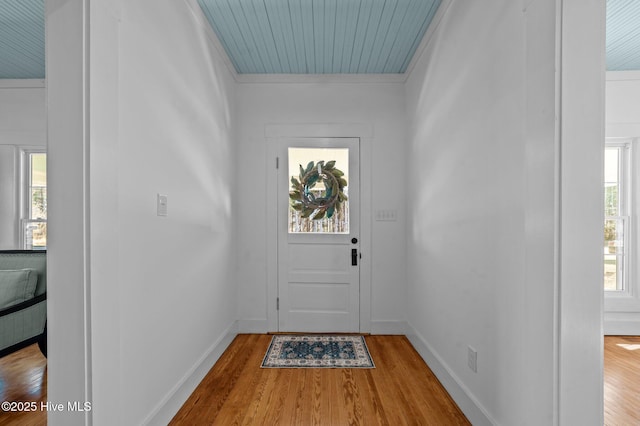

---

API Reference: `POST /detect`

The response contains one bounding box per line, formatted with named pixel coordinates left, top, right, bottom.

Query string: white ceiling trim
left=606, top=70, right=640, bottom=81
left=234, top=72, right=406, bottom=84
left=0, top=79, right=45, bottom=88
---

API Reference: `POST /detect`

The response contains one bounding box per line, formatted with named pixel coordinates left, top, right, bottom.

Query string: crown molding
left=606, top=70, right=640, bottom=81
left=0, top=79, right=45, bottom=88
left=234, top=73, right=406, bottom=84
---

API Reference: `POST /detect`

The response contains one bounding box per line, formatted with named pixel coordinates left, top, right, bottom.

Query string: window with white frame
left=604, top=141, right=631, bottom=291
left=21, top=150, right=47, bottom=250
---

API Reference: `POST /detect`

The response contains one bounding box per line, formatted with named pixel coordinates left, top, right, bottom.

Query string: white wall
left=605, top=71, right=640, bottom=334
left=405, top=1, right=534, bottom=422
left=404, top=0, right=603, bottom=424
left=235, top=82, right=407, bottom=334
left=0, top=144, right=16, bottom=248
left=47, top=0, right=92, bottom=422
left=0, top=82, right=46, bottom=249
left=557, top=1, right=605, bottom=423
left=606, top=71, right=640, bottom=138
left=48, top=0, right=237, bottom=424
left=99, top=1, right=237, bottom=424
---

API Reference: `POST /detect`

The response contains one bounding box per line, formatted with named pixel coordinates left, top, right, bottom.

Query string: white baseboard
left=370, top=320, right=408, bottom=335
left=142, top=320, right=238, bottom=425
left=236, top=319, right=406, bottom=334
left=237, top=318, right=269, bottom=333
left=604, top=314, right=640, bottom=335
left=405, top=323, right=495, bottom=426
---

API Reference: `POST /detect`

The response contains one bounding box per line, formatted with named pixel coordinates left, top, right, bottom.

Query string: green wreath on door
left=289, top=160, right=348, bottom=220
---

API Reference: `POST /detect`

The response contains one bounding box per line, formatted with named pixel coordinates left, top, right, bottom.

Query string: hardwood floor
left=171, top=334, right=470, bottom=425
left=605, top=335, right=640, bottom=426
left=0, top=344, right=47, bottom=426
left=0, top=335, right=637, bottom=425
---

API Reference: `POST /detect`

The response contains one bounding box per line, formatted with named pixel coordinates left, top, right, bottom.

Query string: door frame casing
left=266, top=123, right=373, bottom=333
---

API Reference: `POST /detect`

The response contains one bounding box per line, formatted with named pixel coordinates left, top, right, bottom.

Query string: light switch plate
left=468, top=346, right=477, bottom=373
left=375, top=209, right=397, bottom=221
left=157, top=194, right=168, bottom=216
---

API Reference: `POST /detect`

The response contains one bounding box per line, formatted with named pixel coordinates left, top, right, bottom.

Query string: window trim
left=604, top=141, right=631, bottom=293
left=19, top=148, right=47, bottom=250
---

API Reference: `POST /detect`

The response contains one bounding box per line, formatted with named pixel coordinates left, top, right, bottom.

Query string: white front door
left=277, top=138, right=360, bottom=332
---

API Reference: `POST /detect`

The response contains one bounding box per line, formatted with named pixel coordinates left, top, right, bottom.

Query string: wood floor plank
left=358, top=370, right=390, bottom=426
left=604, top=335, right=640, bottom=426
left=0, top=344, right=47, bottom=426
left=298, top=369, right=322, bottom=425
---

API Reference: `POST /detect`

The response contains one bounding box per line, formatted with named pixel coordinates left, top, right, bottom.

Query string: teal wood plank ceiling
left=3, top=0, right=640, bottom=78
left=0, top=0, right=44, bottom=79
left=197, top=0, right=442, bottom=74
left=607, top=0, right=640, bottom=71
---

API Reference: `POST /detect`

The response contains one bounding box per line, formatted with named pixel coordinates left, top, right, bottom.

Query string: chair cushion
left=0, top=269, right=39, bottom=309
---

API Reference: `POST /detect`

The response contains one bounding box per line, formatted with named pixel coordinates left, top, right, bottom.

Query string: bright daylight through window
left=22, top=151, right=47, bottom=250
left=604, top=143, right=630, bottom=291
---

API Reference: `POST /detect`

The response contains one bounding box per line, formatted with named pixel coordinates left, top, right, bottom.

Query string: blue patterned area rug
left=261, top=335, right=375, bottom=368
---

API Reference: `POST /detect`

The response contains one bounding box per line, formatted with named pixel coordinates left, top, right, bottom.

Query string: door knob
left=351, top=248, right=358, bottom=266
left=351, top=238, right=358, bottom=244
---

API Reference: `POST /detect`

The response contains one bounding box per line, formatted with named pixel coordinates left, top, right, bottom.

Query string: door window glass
left=288, top=147, right=349, bottom=234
